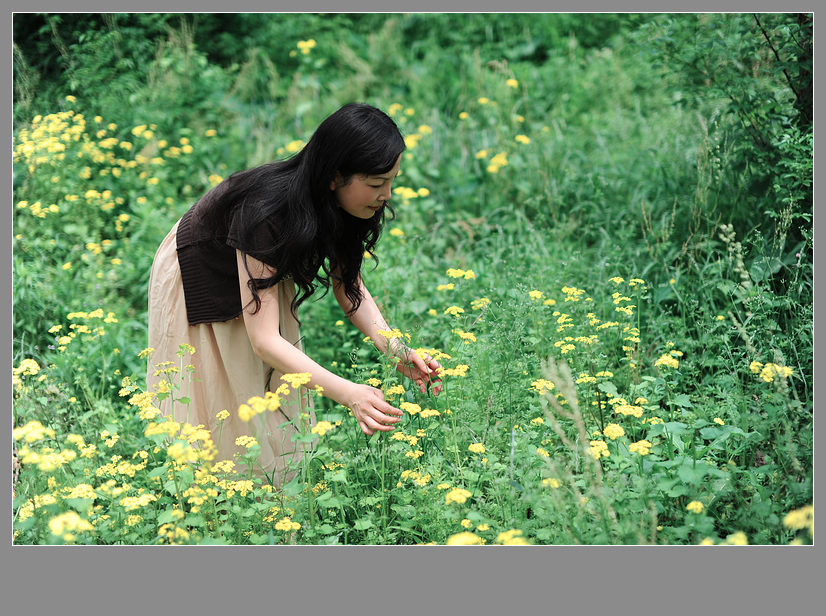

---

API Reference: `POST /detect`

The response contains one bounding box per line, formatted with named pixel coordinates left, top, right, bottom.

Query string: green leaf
left=673, top=394, right=692, bottom=407
left=148, top=465, right=169, bottom=479
left=354, top=518, right=373, bottom=530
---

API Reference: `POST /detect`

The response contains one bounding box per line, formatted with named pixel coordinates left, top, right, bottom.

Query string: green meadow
left=12, top=13, right=812, bottom=545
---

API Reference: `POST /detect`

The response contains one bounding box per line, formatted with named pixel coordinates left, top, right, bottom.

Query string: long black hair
left=205, top=103, right=406, bottom=320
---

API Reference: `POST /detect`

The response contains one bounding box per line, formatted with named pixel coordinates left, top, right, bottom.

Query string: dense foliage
left=12, top=13, right=812, bottom=545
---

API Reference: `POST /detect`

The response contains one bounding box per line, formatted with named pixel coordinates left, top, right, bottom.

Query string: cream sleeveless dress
left=146, top=220, right=314, bottom=487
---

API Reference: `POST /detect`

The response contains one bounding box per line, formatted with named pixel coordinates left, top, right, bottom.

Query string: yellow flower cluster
left=452, top=329, right=477, bottom=344
left=588, top=440, right=610, bottom=459
left=445, top=487, right=472, bottom=505
left=296, top=39, right=316, bottom=54
left=471, top=297, right=491, bottom=310
left=280, top=372, right=312, bottom=389
left=440, top=364, right=469, bottom=377
left=613, top=404, right=644, bottom=418
left=542, top=477, right=561, bottom=489
left=486, top=152, right=508, bottom=174
left=468, top=443, right=485, bottom=454
left=603, top=424, right=625, bottom=440
left=685, top=500, right=705, bottom=514
left=419, top=408, right=441, bottom=419
left=496, top=529, right=530, bottom=545
left=311, top=421, right=334, bottom=436
left=654, top=352, right=680, bottom=370
left=446, top=531, right=485, bottom=545
left=530, top=378, right=555, bottom=395
left=444, top=306, right=465, bottom=316
left=628, top=440, right=652, bottom=456
left=119, top=493, right=159, bottom=511
left=18, top=445, right=77, bottom=472
left=446, top=268, right=476, bottom=280
left=400, top=402, right=421, bottom=415
left=384, top=384, right=405, bottom=396
left=13, top=420, right=55, bottom=444
left=392, top=185, right=430, bottom=205
left=400, top=469, right=431, bottom=486
left=48, top=511, right=94, bottom=542
left=238, top=392, right=282, bottom=422
left=561, top=285, right=587, bottom=301
left=749, top=361, right=793, bottom=382
left=234, top=435, right=258, bottom=449
left=782, top=505, right=813, bottom=534
left=275, top=515, right=302, bottom=532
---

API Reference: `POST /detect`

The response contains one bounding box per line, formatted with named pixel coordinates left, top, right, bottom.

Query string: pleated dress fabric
left=146, top=219, right=313, bottom=487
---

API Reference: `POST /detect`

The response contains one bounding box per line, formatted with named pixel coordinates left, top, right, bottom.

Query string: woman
left=147, top=103, right=442, bottom=485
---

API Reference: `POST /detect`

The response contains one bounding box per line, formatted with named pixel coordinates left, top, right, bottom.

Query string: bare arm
left=334, top=274, right=442, bottom=394
left=236, top=250, right=402, bottom=434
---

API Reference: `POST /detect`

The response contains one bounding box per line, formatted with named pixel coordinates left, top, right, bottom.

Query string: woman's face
left=330, top=154, right=402, bottom=219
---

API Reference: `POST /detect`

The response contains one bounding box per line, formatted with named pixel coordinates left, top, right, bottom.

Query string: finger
left=363, top=414, right=396, bottom=432
left=372, top=396, right=403, bottom=417
left=359, top=420, right=373, bottom=436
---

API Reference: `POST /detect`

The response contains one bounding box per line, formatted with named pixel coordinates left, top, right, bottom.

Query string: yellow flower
left=384, top=384, right=405, bottom=396
left=496, top=529, right=530, bottom=545
left=281, top=372, right=312, bottom=389
left=400, top=402, right=421, bottom=415
left=628, top=440, right=652, bottom=456
left=506, top=78, right=519, bottom=88
left=445, top=487, right=472, bottom=505
left=782, top=505, right=813, bottom=533
left=275, top=516, right=301, bottom=531
left=603, top=423, right=625, bottom=440
left=588, top=440, right=610, bottom=459
left=477, top=97, right=489, bottom=104
left=528, top=290, right=544, bottom=300
left=417, top=124, right=432, bottom=135
left=444, top=305, right=465, bottom=316
left=234, top=435, right=258, bottom=449
left=459, top=111, right=469, bottom=119
left=446, top=531, right=484, bottom=545
left=724, top=531, right=748, bottom=545
left=654, top=353, right=679, bottom=370
left=530, top=417, right=545, bottom=426
left=437, top=283, right=455, bottom=291
left=389, top=228, right=404, bottom=237
left=530, top=379, right=555, bottom=395
left=542, top=477, right=561, bottom=489
left=471, top=297, right=490, bottom=310
left=713, top=417, right=725, bottom=425
left=514, top=134, right=531, bottom=144
left=535, top=447, right=550, bottom=458
left=468, top=443, right=485, bottom=454
left=461, top=518, right=472, bottom=528
left=686, top=501, right=705, bottom=514
left=311, top=421, right=334, bottom=436
left=48, top=511, right=93, bottom=539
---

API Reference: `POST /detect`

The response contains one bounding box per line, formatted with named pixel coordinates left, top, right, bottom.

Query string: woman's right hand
left=342, top=383, right=404, bottom=436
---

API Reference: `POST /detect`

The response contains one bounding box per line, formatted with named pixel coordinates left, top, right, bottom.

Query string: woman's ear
left=330, top=171, right=342, bottom=191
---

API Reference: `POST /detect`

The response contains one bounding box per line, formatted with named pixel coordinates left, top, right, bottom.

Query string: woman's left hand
left=390, top=342, right=443, bottom=395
